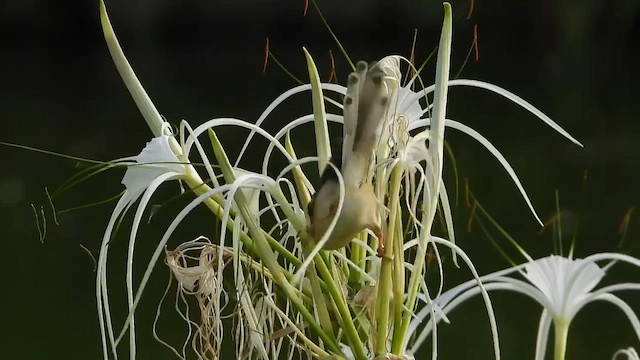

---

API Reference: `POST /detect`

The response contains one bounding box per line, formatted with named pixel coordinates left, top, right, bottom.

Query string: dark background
left=2, top=0, right=640, bottom=359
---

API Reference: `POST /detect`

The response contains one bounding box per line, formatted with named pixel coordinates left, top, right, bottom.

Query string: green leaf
left=100, top=0, right=165, bottom=137
left=303, top=47, right=332, bottom=176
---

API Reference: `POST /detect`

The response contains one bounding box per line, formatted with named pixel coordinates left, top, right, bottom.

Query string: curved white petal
left=406, top=79, right=582, bottom=147
left=534, top=310, right=552, bottom=360
left=613, top=347, right=640, bottom=360
left=121, top=171, right=182, bottom=355
left=408, top=118, right=543, bottom=225
left=97, top=194, right=133, bottom=359
left=234, top=83, right=346, bottom=167
left=586, top=293, right=640, bottom=342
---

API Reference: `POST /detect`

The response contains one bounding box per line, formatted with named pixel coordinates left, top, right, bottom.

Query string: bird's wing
left=341, top=61, right=366, bottom=173
left=342, top=61, right=389, bottom=186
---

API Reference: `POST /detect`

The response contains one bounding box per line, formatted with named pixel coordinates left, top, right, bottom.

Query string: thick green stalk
left=284, top=133, right=312, bottom=206
left=375, top=166, right=403, bottom=355
left=554, top=321, right=569, bottom=360
left=284, top=134, right=336, bottom=339
left=314, top=252, right=367, bottom=360
left=392, top=4, right=452, bottom=353
left=304, top=243, right=335, bottom=340
left=390, top=199, right=405, bottom=351
left=303, top=47, right=331, bottom=176
left=348, top=232, right=366, bottom=285
left=182, top=173, right=301, bottom=267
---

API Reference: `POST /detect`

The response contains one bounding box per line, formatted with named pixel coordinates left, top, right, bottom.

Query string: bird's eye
left=307, top=197, right=315, bottom=218
left=329, top=202, right=338, bottom=214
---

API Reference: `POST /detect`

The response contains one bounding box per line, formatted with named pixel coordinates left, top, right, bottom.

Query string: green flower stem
left=340, top=248, right=350, bottom=279
left=300, top=49, right=364, bottom=357
left=182, top=171, right=301, bottom=267
left=240, top=197, right=340, bottom=353
left=284, top=133, right=312, bottom=206
left=226, top=246, right=313, bottom=303
left=314, top=251, right=367, bottom=360
left=375, top=166, right=403, bottom=355
left=392, top=228, right=430, bottom=354
left=303, top=48, right=331, bottom=176
left=554, top=321, right=569, bottom=360
left=100, top=0, right=165, bottom=137
left=369, top=165, right=389, bottom=283
left=392, top=4, right=452, bottom=353
left=348, top=232, right=366, bottom=286
left=391, top=199, right=405, bottom=349
left=366, top=231, right=379, bottom=284
left=304, top=243, right=335, bottom=340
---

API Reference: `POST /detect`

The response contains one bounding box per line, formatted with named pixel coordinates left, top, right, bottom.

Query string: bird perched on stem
left=307, top=60, right=389, bottom=255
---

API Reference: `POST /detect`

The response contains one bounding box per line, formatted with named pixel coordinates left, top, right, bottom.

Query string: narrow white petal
left=613, top=347, right=640, bottom=360
left=183, top=118, right=295, bottom=170
left=428, top=236, right=501, bottom=359
left=588, top=293, right=640, bottom=342
left=122, top=171, right=180, bottom=355
left=410, top=79, right=582, bottom=147
left=97, top=194, right=133, bottom=359
left=447, top=79, right=582, bottom=147
left=444, top=119, right=543, bottom=225
left=534, top=310, right=552, bottom=360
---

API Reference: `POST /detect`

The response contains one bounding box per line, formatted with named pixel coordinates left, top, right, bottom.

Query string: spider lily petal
left=522, top=255, right=605, bottom=321
left=121, top=136, right=187, bottom=197
left=614, top=347, right=640, bottom=360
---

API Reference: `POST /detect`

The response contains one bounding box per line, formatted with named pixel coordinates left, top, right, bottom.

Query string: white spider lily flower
left=120, top=135, right=188, bottom=198
left=96, top=134, right=192, bottom=360
left=614, top=347, right=640, bottom=360
left=376, top=53, right=583, bottom=227
left=408, top=253, right=640, bottom=360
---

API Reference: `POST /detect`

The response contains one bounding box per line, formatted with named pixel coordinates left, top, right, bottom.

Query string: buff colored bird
left=307, top=60, right=389, bottom=254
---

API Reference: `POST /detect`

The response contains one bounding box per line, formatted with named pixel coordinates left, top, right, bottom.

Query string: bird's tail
left=342, top=61, right=390, bottom=186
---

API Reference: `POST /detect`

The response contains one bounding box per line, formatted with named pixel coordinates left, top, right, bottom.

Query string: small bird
left=307, top=61, right=389, bottom=254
